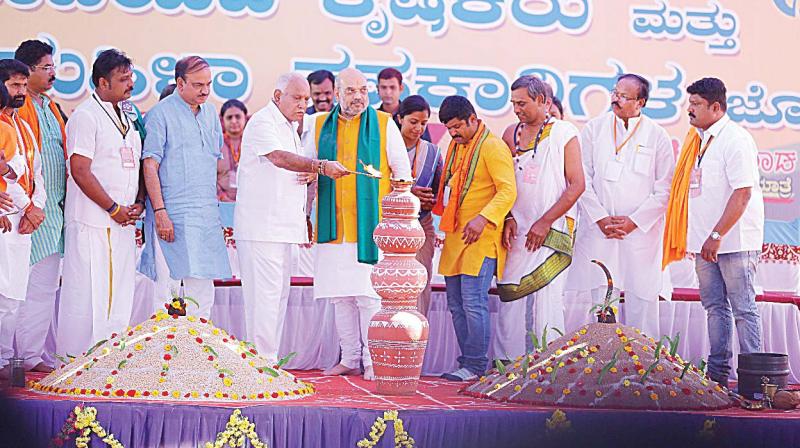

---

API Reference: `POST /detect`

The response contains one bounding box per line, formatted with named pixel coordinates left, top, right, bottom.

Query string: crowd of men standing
left=0, top=39, right=764, bottom=391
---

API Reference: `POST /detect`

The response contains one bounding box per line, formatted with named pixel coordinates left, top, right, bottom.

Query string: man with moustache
left=435, top=95, right=516, bottom=381
left=235, top=72, right=348, bottom=364
left=494, top=76, right=584, bottom=358
left=663, top=78, right=764, bottom=388
left=139, top=56, right=231, bottom=318
left=567, top=74, right=674, bottom=338
left=55, top=49, right=145, bottom=353
left=14, top=40, right=68, bottom=373
left=306, top=70, right=335, bottom=114
left=0, top=64, right=46, bottom=379
left=304, top=67, right=411, bottom=380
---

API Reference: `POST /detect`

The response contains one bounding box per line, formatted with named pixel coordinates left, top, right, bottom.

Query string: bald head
left=336, top=68, right=369, bottom=118
left=273, top=71, right=310, bottom=123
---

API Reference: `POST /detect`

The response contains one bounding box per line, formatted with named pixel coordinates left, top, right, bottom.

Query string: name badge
left=689, top=168, right=702, bottom=198
left=604, top=159, right=624, bottom=182
left=442, top=185, right=451, bottom=207
left=522, top=161, right=541, bottom=185
left=120, top=146, right=135, bottom=169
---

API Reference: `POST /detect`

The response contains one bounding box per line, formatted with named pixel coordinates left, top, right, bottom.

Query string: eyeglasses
left=31, top=64, right=57, bottom=72
left=610, top=90, right=639, bottom=102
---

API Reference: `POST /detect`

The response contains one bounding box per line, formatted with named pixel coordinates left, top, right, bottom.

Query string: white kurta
left=303, top=110, right=411, bottom=300
left=57, top=94, right=141, bottom=354
left=567, top=112, right=675, bottom=300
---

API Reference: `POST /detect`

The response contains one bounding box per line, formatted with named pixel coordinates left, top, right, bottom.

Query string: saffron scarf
left=317, top=105, right=381, bottom=265
left=432, top=121, right=489, bottom=232
left=0, top=113, right=36, bottom=196
left=18, top=93, right=67, bottom=160
left=662, top=127, right=702, bottom=269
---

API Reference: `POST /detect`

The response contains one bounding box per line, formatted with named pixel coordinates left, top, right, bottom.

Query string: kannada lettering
left=0, top=34, right=252, bottom=103
left=630, top=0, right=740, bottom=55
left=727, top=82, right=800, bottom=130
left=773, top=0, right=799, bottom=17
left=2, top=0, right=278, bottom=18
left=320, top=0, right=593, bottom=44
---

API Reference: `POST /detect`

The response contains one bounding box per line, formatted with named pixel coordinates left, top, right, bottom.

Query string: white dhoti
left=495, top=120, right=578, bottom=359
left=153, top=238, right=215, bottom=318
left=314, top=242, right=380, bottom=369
left=56, top=222, right=136, bottom=356
left=16, top=253, right=61, bottom=369
left=238, top=240, right=292, bottom=364
left=0, top=213, right=33, bottom=366
left=415, top=214, right=436, bottom=317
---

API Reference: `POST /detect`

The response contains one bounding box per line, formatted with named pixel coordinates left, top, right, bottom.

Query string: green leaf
left=183, top=296, right=199, bottom=307
left=522, top=354, right=530, bottom=374
left=53, top=353, right=72, bottom=365
left=698, top=359, right=707, bottom=374
left=598, top=347, right=622, bottom=384
left=529, top=331, right=540, bottom=353
left=653, top=338, right=664, bottom=361
left=550, top=363, right=560, bottom=382
left=588, top=303, right=602, bottom=315
left=668, top=332, right=681, bottom=357
left=679, top=361, right=692, bottom=380
left=277, top=352, right=297, bottom=367
left=171, top=345, right=179, bottom=355
left=495, top=359, right=506, bottom=375
left=256, top=366, right=280, bottom=377
left=85, top=339, right=107, bottom=357
left=541, top=324, right=549, bottom=350
left=219, top=368, right=235, bottom=376
left=204, top=345, right=219, bottom=358
left=117, top=360, right=127, bottom=370
left=640, top=360, right=660, bottom=383
left=551, top=327, right=564, bottom=337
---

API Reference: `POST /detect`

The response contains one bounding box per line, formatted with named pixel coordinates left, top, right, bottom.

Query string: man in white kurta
left=494, top=76, right=585, bottom=359
left=567, top=74, right=675, bottom=338
left=235, top=73, right=347, bottom=364
left=304, top=68, right=411, bottom=380
left=0, top=107, right=45, bottom=376
left=56, top=50, right=144, bottom=355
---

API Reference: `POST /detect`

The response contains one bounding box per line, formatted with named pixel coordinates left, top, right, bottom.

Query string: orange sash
left=662, top=127, right=701, bottom=269
left=0, top=113, right=36, bottom=197
left=18, top=93, right=67, bottom=161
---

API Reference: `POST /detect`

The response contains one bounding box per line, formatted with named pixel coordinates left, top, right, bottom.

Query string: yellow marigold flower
left=249, top=394, right=257, bottom=399
left=164, top=344, right=172, bottom=351
left=595, top=390, right=602, bottom=397
left=232, top=393, right=239, bottom=399
left=633, top=390, right=641, bottom=396
left=642, top=344, right=648, bottom=351
left=555, top=349, right=563, bottom=355
left=632, top=355, right=639, bottom=361
left=566, top=340, right=574, bottom=346
left=638, top=369, right=646, bottom=375
left=514, top=385, right=522, bottom=392
left=584, top=367, right=592, bottom=374
left=648, top=337, right=655, bottom=343
left=535, top=387, right=543, bottom=394
left=615, top=328, right=623, bottom=335
left=479, top=376, right=487, bottom=383
left=563, top=388, right=571, bottom=395
left=249, top=361, right=256, bottom=367
left=558, top=362, right=565, bottom=368
left=650, top=393, right=659, bottom=401
left=191, top=391, right=199, bottom=398
left=277, top=391, right=284, bottom=397
left=106, top=376, right=114, bottom=384
left=513, top=362, right=521, bottom=369
left=674, top=377, right=681, bottom=383
left=580, top=328, right=587, bottom=334
left=212, top=329, right=220, bottom=335
left=620, top=336, right=628, bottom=343
left=545, top=366, right=553, bottom=373
left=571, top=357, right=578, bottom=363
left=624, top=345, right=633, bottom=352
left=134, top=343, right=143, bottom=351
left=223, top=377, right=233, bottom=387
left=187, top=316, right=196, bottom=322
left=530, top=373, right=538, bottom=379
left=494, top=383, right=501, bottom=390
left=214, top=391, right=224, bottom=399
left=102, top=347, right=110, bottom=355
left=151, top=326, right=160, bottom=332
left=159, top=378, right=166, bottom=383
left=587, top=357, right=595, bottom=364
left=162, top=363, right=170, bottom=369
left=656, top=365, right=664, bottom=372
left=188, top=328, right=198, bottom=336
left=66, top=378, right=73, bottom=385
left=172, top=391, right=180, bottom=398
left=669, top=391, right=677, bottom=397
left=623, top=379, right=631, bottom=387
left=610, top=367, right=618, bottom=373
left=590, top=346, right=598, bottom=353
left=697, top=389, right=705, bottom=395
left=701, top=380, right=708, bottom=386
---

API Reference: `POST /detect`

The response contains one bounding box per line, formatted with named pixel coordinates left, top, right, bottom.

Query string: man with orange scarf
left=12, top=40, right=68, bottom=373
left=0, top=63, right=46, bottom=379
left=662, top=78, right=764, bottom=389
left=434, top=96, right=516, bottom=381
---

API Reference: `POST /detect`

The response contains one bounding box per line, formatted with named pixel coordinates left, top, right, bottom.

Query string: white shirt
left=4, top=114, right=46, bottom=211
left=234, top=101, right=307, bottom=243
left=687, top=115, right=764, bottom=253
left=65, top=93, right=142, bottom=228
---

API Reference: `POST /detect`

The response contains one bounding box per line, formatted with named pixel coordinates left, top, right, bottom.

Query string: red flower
left=105, top=384, right=112, bottom=389
left=143, top=391, right=150, bottom=397
left=219, top=373, right=225, bottom=378
left=167, top=334, right=175, bottom=339
left=258, top=393, right=264, bottom=399
left=623, top=368, right=629, bottom=373
left=682, top=388, right=691, bottom=395
left=646, top=385, right=654, bottom=391
left=164, top=354, right=172, bottom=361
left=111, top=370, right=118, bottom=375
left=208, top=356, right=214, bottom=361
left=200, top=318, right=208, bottom=324
left=222, top=393, right=228, bottom=398
left=115, top=389, right=125, bottom=397
left=545, top=388, right=554, bottom=395
left=222, top=338, right=228, bottom=343
left=565, top=359, right=573, bottom=365
left=241, top=353, right=246, bottom=359
left=249, top=348, right=257, bottom=355
left=145, top=337, right=152, bottom=341
left=533, top=354, right=540, bottom=360
left=126, top=390, right=136, bottom=397
left=92, top=358, right=98, bottom=362
left=204, top=393, right=210, bottom=398
left=196, top=337, right=203, bottom=344
left=90, top=389, right=96, bottom=395
left=127, top=331, right=134, bottom=336
left=230, top=335, right=236, bottom=341
left=126, top=353, right=133, bottom=359
left=663, top=379, right=672, bottom=385
left=184, top=393, right=190, bottom=398
left=113, top=342, right=119, bottom=347
left=102, top=391, right=110, bottom=397
left=75, top=371, right=82, bottom=376
left=271, top=392, right=278, bottom=398
left=162, top=391, right=169, bottom=397
left=160, top=372, right=166, bottom=377
left=171, top=314, right=179, bottom=319
left=568, top=368, right=576, bottom=374
left=80, top=389, right=87, bottom=395
left=111, top=333, right=117, bottom=338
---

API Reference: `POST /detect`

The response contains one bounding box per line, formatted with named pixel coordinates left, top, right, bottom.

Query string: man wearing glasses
left=567, top=74, right=675, bottom=338
left=13, top=39, right=68, bottom=374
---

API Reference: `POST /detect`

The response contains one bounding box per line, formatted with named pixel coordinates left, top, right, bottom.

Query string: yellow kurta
left=438, top=132, right=516, bottom=279
left=313, top=111, right=392, bottom=243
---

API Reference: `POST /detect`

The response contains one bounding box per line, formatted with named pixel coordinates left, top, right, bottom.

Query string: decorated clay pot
left=368, top=181, right=430, bottom=395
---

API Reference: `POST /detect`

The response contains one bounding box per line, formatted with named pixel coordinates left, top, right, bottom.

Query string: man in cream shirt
left=235, top=72, right=347, bottom=364
left=568, top=74, right=675, bottom=338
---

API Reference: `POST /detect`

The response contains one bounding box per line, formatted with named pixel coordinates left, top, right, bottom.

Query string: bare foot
left=30, top=362, right=54, bottom=373
left=322, top=364, right=361, bottom=376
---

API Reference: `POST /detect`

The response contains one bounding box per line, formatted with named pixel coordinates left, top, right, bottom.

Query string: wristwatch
left=710, top=231, right=722, bottom=241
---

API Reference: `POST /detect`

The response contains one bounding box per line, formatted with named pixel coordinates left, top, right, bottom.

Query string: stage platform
left=6, top=371, right=800, bottom=448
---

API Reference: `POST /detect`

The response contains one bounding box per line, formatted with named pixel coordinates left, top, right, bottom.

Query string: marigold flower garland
left=356, top=410, right=415, bottom=448
left=72, top=406, right=124, bottom=448
left=205, top=409, right=268, bottom=448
